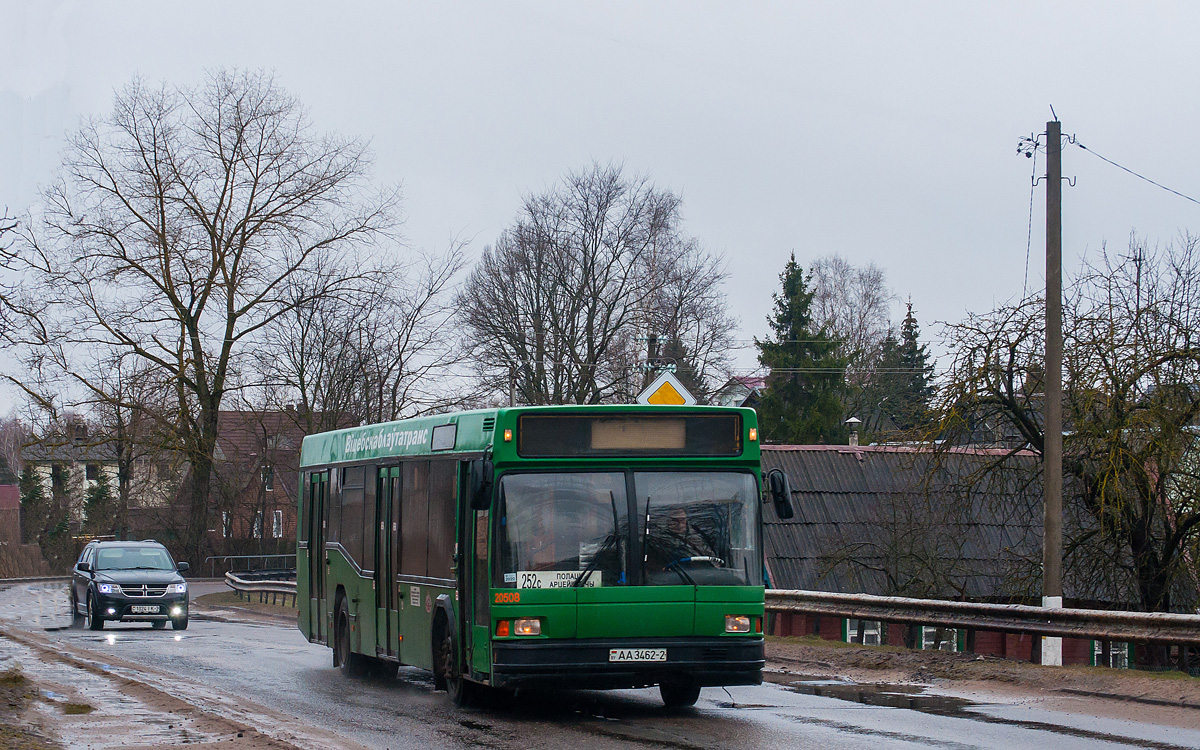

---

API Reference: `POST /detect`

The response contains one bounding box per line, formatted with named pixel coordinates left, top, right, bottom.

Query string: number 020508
left=494, top=591, right=520, bottom=604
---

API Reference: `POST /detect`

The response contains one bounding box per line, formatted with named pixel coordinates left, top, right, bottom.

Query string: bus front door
left=308, top=471, right=328, bottom=644
left=462, top=462, right=491, bottom=676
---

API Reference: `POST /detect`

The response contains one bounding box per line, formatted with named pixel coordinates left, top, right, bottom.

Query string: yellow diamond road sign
left=637, top=371, right=697, bottom=406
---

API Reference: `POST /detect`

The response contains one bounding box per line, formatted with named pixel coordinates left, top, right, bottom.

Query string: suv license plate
left=130, top=605, right=159, bottom=614
left=609, top=648, right=666, bottom=662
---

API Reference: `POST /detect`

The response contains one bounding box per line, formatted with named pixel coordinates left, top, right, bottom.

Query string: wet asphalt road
left=4, top=582, right=1200, bottom=750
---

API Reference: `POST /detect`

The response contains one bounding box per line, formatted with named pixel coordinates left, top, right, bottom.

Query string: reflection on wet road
left=3, top=582, right=1200, bottom=749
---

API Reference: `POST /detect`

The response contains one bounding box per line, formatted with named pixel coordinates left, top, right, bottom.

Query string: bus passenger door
left=462, top=462, right=492, bottom=676
left=308, top=471, right=328, bottom=644
left=375, top=467, right=400, bottom=658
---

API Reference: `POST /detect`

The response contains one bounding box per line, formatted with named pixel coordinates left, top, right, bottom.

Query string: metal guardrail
left=765, top=589, right=1200, bottom=644
left=224, top=571, right=298, bottom=608
left=205, top=554, right=297, bottom=578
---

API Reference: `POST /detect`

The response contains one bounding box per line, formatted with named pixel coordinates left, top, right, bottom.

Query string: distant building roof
left=713, top=376, right=766, bottom=408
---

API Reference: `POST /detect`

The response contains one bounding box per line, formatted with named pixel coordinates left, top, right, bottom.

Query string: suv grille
left=122, top=584, right=169, bottom=597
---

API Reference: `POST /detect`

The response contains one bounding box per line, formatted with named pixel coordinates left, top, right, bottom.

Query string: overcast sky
left=4, top=2, right=1200, bottom=414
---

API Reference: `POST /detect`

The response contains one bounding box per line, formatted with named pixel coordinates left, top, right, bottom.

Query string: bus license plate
left=130, top=605, right=159, bottom=614
left=609, top=648, right=666, bottom=662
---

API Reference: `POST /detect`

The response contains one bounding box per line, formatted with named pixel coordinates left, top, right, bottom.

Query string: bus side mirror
left=766, top=468, right=795, bottom=520
left=470, top=459, right=494, bottom=511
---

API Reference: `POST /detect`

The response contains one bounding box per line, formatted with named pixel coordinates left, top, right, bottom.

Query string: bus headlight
left=725, top=615, right=751, bottom=633
left=513, top=618, right=542, bottom=636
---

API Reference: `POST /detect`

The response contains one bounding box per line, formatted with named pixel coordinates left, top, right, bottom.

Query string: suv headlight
left=169, top=583, right=187, bottom=594
left=98, top=583, right=122, bottom=595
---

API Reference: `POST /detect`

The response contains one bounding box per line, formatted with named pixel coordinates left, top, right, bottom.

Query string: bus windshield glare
left=497, top=471, right=760, bottom=588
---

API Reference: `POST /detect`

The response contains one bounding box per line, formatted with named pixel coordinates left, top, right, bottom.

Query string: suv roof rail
left=141, top=539, right=158, bottom=543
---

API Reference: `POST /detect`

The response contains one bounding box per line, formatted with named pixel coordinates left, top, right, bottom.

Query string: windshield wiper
left=574, top=532, right=619, bottom=587
left=576, top=491, right=623, bottom=588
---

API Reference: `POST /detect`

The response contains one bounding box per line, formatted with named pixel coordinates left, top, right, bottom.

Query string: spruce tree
left=18, top=465, right=47, bottom=545
left=83, top=470, right=117, bottom=536
left=894, top=302, right=934, bottom=431
left=755, top=254, right=848, bottom=443
left=0, top=454, right=16, bottom=485
left=872, top=301, right=934, bottom=435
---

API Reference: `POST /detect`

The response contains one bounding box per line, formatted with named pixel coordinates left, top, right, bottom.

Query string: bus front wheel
left=435, top=619, right=478, bottom=707
left=660, top=682, right=701, bottom=708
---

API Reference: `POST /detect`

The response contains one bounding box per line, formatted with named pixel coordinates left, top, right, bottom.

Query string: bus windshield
left=637, top=472, right=760, bottom=586
left=497, top=471, right=760, bottom=588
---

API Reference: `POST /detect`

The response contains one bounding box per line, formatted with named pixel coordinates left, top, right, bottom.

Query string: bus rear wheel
left=660, top=682, right=701, bottom=708
left=334, top=598, right=368, bottom=678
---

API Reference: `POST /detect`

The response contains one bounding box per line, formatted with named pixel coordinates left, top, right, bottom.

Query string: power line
left=1074, top=140, right=1200, bottom=207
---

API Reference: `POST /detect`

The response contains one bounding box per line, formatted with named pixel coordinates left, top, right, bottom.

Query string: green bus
left=297, top=404, right=794, bottom=706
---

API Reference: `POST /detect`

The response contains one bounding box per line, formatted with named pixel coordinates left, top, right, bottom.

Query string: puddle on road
left=770, top=676, right=975, bottom=715
left=762, top=672, right=1197, bottom=750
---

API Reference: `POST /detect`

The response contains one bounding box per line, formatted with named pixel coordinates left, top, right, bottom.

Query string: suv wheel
left=87, top=594, right=104, bottom=631
left=172, top=614, right=188, bottom=630
left=69, top=589, right=82, bottom=625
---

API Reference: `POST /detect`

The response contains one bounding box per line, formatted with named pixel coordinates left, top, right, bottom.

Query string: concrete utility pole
left=1043, top=118, right=1064, bottom=666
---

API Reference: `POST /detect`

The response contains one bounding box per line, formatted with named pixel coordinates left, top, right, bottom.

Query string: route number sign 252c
left=517, top=570, right=599, bottom=589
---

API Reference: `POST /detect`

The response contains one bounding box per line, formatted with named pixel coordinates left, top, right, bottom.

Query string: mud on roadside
left=766, top=634, right=1200, bottom=727
left=0, top=666, right=62, bottom=750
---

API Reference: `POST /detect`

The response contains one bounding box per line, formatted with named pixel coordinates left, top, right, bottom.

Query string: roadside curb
left=1057, top=687, right=1200, bottom=711
left=763, top=659, right=1200, bottom=713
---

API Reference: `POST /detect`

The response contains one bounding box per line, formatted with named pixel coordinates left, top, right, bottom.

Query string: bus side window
left=474, top=510, right=489, bottom=625
left=340, top=466, right=366, bottom=566
left=401, top=461, right=429, bottom=577
left=298, top=472, right=310, bottom=542
left=427, top=460, right=456, bottom=579
left=362, top=465, right=376, bottom=570
left=327, top=468, right=343, bottom=547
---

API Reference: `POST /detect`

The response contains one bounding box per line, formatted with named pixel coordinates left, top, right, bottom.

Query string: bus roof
left=299, top=404, right=758, bottom=467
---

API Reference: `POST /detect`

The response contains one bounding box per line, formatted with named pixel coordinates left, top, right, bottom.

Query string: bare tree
left=809, top=254, right=895, bottom=363
left=808, top=254, right=899, bottom=436
left=9, top=70, right=397, bottom=562
left=258, top=244, right=469, bottom=431
left=459, top=163, right=736, bottom=405
left=0, top=415, right=27, bottom=482
left=641, top=239, right=737, bottom=402
left=933, top=234, right=1200, bottom=617
left=0, top=209, right=21, bottom=345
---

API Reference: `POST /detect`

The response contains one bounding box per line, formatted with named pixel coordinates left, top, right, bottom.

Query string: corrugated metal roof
left=760, top=445, right=1114, bottom=602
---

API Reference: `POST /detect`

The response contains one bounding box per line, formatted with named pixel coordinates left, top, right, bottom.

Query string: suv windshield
left=496, top=471, right=760, bottom=588
left=94, top=546, right=175, bottom=571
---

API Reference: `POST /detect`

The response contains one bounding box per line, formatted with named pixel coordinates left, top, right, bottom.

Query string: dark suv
left=71, top=541, right=190, bottom=630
